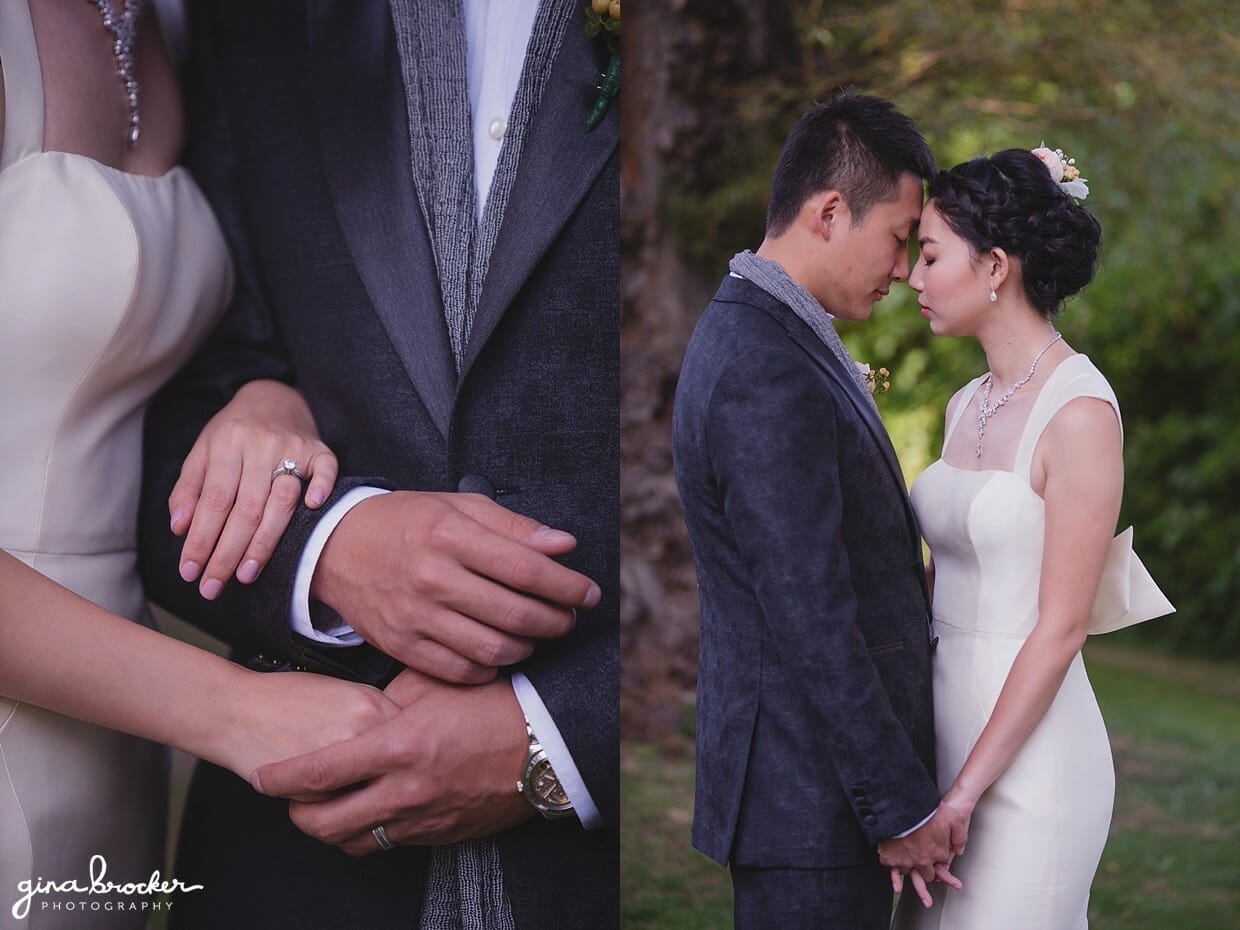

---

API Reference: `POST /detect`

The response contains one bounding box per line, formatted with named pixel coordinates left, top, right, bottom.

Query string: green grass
left=621, top=644, right=1239, bottom=929
left=621, top=744, right=732, bottom=930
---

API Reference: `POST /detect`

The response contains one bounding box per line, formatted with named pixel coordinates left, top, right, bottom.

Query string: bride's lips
left=919, top=303, right=931, bottom=317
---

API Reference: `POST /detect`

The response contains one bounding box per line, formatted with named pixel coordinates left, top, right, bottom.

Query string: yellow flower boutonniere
left=856, top=362, right=892, bottom=398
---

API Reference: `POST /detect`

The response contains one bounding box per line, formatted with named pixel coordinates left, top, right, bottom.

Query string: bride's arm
left=939, top=396, right=1122, bottom=818
left=0, top=550, right=397, bottom=780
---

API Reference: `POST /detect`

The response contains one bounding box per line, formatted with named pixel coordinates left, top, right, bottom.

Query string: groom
left=672, top=90, right=964, bottom=928
left=138, top=2, right=617, bottom=929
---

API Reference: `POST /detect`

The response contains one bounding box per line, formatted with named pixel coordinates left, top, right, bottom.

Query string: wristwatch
left=517, top=721, right=575, bottom=820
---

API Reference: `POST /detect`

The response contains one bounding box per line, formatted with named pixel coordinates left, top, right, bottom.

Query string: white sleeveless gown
left=892, top=354, right=1120, bottom=930
left=0, top=3, right=232, bottom=926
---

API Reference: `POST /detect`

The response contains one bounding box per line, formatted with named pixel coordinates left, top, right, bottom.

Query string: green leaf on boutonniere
left=585, top=2, right=620, bottom=130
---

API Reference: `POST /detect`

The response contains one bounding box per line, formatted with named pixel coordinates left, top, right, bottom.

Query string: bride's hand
left=938, top=787, right=976, bottom=857
left=169, top=379, right=338, bottom=600
left=215, top=669, right=400, bottom=783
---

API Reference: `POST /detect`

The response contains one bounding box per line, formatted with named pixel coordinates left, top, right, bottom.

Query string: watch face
left=529, top=758, right=571, bottom=809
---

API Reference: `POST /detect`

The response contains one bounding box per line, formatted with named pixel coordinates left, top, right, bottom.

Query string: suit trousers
left=730, top=862, right=892, bottom=930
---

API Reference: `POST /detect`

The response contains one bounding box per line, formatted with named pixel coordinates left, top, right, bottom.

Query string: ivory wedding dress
left=892, top=354, right=1167, bottom=930
left=0, top=3, right=231, bottom=926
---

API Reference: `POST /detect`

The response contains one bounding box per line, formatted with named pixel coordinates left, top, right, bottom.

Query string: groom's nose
left=891, top=248, right=911, bottom=282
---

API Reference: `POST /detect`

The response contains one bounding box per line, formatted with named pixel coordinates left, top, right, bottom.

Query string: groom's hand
left=879, top=803, right=967, bottom=908
left=311, top=491, right=602, bottom=683
left=250, top=670, right=534, bottom=854
left=877, top=804, right=964, bottom=881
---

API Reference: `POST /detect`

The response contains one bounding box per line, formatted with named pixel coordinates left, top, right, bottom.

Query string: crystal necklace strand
left=88, top=0, right=143, bottom=146
left=975, top=330, right=1063, bottom=457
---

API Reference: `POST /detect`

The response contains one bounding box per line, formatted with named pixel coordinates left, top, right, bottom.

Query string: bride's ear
left=986, top=247, right=1011, bottom=291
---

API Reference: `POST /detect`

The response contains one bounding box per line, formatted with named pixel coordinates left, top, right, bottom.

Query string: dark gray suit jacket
left=672, top=275, right=939, bottom=870
left=137, top=3, right=617, bottom=928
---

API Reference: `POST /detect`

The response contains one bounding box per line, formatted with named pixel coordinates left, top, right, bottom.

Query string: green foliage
left=663, top=0, right=1240, bottom=656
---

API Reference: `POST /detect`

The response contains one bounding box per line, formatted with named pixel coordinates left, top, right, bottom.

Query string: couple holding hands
left=1, top=1, right=1170, bottom=927
left=674, top=91, right=1173, bottom=929
left=1, top=0, right=615, bottom=928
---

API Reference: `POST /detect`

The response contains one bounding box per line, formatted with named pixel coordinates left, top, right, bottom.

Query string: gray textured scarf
left=391, top=0, right=572, bottom=371
left=728, top=250, right=877, bottom=411
left=386, top=1, right=573, bottom=928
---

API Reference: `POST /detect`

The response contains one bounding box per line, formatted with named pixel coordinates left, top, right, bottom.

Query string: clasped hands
left=167, top=382, right=596, bottom=854
left=248, top=490, right=600, bottom=855
left=878, top=798, right=972, bottom=908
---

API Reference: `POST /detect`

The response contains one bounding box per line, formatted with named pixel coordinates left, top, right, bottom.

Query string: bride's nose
left=908, top=258, right=925, bottom=292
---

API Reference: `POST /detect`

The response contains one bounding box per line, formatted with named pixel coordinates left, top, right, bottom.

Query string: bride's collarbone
left=946, top=390, right=1040, bottom=472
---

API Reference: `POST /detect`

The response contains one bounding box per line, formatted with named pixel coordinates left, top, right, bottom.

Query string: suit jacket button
left=864, top=815, right=879, bottom=826
left=457, top=474, right=497, bottom=498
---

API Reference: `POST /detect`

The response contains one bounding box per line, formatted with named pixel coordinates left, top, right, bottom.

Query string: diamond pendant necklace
left=975, top=331, right=1063, bottom=457
left=88, top=0, right=143, bottom=146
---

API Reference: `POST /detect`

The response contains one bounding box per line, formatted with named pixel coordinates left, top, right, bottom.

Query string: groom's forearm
left=138, top=436, right=399, bottom=686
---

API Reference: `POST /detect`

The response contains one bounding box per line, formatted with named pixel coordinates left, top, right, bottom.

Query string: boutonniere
left=856, top=362, right=892, bottom=398
left=585, top=0, right=620, bottom=130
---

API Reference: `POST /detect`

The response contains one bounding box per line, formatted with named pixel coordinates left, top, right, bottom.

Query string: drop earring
left=988, top=286, right=998, bottom=303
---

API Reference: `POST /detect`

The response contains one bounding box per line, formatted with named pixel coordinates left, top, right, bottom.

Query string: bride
left=888, top=147, right=1172, bottom=928
left=0, top=3, right=387, bottom=926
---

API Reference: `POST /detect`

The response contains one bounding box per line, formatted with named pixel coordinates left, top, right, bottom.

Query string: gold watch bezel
left=519, top=723, right=575, bottom=819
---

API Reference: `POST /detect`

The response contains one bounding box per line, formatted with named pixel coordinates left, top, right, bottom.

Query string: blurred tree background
left=621, top=0, right=1239, bottom=743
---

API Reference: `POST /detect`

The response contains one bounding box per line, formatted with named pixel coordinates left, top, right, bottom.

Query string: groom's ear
left=806, top=190, right=845, bottom=242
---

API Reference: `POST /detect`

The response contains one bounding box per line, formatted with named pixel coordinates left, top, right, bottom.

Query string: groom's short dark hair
left=766, top=89, right=936, bottom=235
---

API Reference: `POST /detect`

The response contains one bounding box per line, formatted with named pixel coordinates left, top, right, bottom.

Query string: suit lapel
left=784, top=319, right=908, bottom=493
left=459, top=16, right=618, bottom=379
left=307, top=0, right=456, bottom=440
left=767, top=299, right=928, bottom=561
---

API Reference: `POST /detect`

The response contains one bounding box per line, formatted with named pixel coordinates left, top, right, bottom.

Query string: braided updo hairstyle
left=927, top=150, right=1101, bottom=317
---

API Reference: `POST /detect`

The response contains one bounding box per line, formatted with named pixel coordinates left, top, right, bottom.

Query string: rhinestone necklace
left=975, top=331, right=1063, bottom=457
left=88, top=0, right=143, bottom=146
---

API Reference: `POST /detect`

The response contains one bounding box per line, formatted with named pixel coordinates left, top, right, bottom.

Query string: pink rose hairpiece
left=1031, top=144, right=1090, bottom=201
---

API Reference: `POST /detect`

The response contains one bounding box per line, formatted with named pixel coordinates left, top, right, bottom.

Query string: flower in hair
left=1032, top=144, right=1089, bottom=201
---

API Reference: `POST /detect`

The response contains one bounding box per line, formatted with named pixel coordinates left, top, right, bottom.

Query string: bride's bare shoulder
left=943, top=380, right=974, bottom=430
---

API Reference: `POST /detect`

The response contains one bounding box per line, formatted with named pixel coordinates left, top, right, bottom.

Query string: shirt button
left=488, top=117, right=507, bottom=140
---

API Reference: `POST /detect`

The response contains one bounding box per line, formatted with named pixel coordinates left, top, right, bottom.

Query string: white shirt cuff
left=893, top=809, right=937, bottom=839
left=511, top=672, right=602, bottom=830
left=290, top=486, right=390, bottom=645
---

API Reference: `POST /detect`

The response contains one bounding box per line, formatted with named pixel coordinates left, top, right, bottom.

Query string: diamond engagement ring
left=372, top=825, right=395, bottom=851
left=271, top=459, right=306, bottom=482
